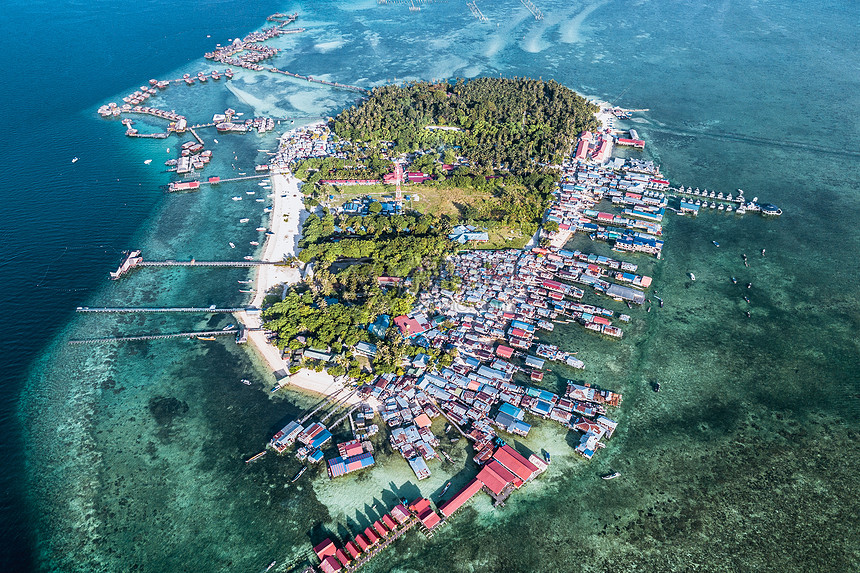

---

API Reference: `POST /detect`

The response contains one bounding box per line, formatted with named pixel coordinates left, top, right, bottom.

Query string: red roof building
left=320, top=555, right=343, bottom=573
left=344, top=541, right=361, bottom=559
left=437, top=477, right=483, bottom=518
left=382, top=514, right=397, bottom=531
left=390, top=504, right=410, bottom=525
left=373, top=520, right=388, bottom=538
left=476, top=460, right=516, bottom=496
left=354, top=534, right=370, bottom=552
left=363, top=526, right=379, bottom=545
left=408, top=497, right=442, bottom=530
left=335, top=548, right=349, bottom=566
left=495, top=345, right=514, bottom=359
left=493, top=445, right=540, bottom=485
left=393, top=313, right=431, bottom=338
left=313, top=538, right=337, bottom=561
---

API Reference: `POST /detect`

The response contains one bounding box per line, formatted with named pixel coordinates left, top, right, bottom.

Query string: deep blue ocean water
left=2, top=1, right=858, bottom=571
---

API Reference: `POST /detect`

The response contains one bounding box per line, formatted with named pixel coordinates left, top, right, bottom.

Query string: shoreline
left=236, top=149, right=362, bottom=404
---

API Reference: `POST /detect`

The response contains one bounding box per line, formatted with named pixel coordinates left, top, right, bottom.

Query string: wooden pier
left=76, top=306, right=254, bottom=314
left=268, top=67, right=369, bottom=94
left=137, top=260, right=280, bottom=267
left=68, top=329, right=240, bottom=345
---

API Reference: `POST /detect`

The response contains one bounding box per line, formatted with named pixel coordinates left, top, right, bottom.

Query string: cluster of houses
left=543, top=156, right=669, bottom=258
left=273, top=123, right=344, bottom=169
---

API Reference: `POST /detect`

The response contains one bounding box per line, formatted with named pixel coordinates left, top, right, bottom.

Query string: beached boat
left=544, top=451, right=551, bottom=464
left=602, top=472, right=621, bottom=480
left=291, top=466, right=307, bottom=482
left=245, top=451, right=266, bottom=463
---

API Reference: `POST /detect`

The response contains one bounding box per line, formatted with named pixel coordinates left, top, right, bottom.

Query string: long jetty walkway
left=326, top=403, right=362, bottom=430
left=76, top=306, right=254, bottom=314
left=199, top=174, right=271, bottom=185
left=268, top=67, right=369, bottom=94
left=346, top=516, right=419, bottom=572
left=298, top=388, right=349, bottom=424
left=137, top=260, right=279, bottom=267
left=69, top=329, right=240, bottom=345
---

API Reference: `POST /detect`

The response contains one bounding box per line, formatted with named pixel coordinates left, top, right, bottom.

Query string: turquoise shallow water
left=7, top=0, right=859, bottom=571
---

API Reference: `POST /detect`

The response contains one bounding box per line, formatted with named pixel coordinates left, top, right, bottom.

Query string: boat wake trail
left=646, top=125, right=860, bottom=158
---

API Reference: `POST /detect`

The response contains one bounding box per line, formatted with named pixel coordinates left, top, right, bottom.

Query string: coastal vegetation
left=263, top=210, right=455, bottom=378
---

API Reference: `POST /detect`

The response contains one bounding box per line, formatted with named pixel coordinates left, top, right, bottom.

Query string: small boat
left=441, top=481, right=452, bottom=495
left=652, top=381, right=661, bottom=392
left=222, top=324, right=235, bottom=330
left=239, top=289, right=254, bottom=293
left=689, top=273, right=696, bottom=281
left=744, top=296, right=750, bottom=303
left=761, top=248, right=766, bottom=256
left=291, top=466, right=307, bottom=482
left=241, top=379, right=252, bottom=386
left=245, top=451, right=266, bottom=463
left=602, top=472, right=621, bottom=480
left=246, top=191, right=256, bottom=195
left=249, top=241, right=259, bottom=246
left=543, top=451, right=551, bottom=464
left=197, top=336, right=216, bottom=341
left=71, top=157, right=79, bottom=163
left=265, top=561, right=276, bottom=572
left=144, top=159, right=152, bottom=165
left=255, top=198, right=265, bottom=202
left=256, top=227, right=267, bottom=232
left=229, top=242, right=236, bottom=248
left=239, top=218, right=250, bottom=223
left=745, top=311, right=751, bottom=318
left=232, top=196, right=242, bottom=201
left=213, top=138, right=219, bottom=144
left=238, top=280, right=253, bottom=284
left=712, top=240, right=719, bottom=247
left=746, top=282, right=752, bottom=289
left=731, top=277, right=737, bottom=284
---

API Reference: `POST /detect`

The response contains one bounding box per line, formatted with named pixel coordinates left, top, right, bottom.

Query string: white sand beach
left=234, top=168, right=362, bottom=402
left=235, top=170, right=302, bottom=375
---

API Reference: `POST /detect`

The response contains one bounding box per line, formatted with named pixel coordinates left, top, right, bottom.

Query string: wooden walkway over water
left=76, top=306, right=256, bottom=314
left=68, top=329, right=241, bottom=344
left=137, top=260, right=280, bottom=267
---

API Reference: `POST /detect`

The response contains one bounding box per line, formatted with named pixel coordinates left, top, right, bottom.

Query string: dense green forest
left=262, top=210, right=455, bottom=377
left=333, top=77, right=599, bottom=170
